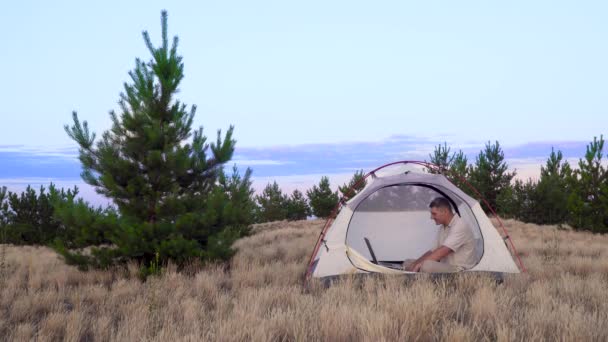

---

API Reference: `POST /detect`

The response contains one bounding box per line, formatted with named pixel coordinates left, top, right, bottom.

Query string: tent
left=305, top=161, right=525, bottom=281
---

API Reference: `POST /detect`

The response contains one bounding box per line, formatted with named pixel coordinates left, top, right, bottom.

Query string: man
left=402, top=197, right=477, bottom=273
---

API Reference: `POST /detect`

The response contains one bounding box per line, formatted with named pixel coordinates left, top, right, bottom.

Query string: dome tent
left=305, top=161, right=525, bottom=282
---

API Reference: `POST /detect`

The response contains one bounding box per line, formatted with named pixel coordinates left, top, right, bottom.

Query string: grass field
left=1, top=219, right=608, bottom=341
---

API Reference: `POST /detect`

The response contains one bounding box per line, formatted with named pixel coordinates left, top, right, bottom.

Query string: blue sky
left=1, top=1, right=607, bottom=204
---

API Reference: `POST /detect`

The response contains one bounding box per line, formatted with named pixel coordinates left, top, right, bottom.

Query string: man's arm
left=407, top=246, right=453, bottom=272
left=426, top=246, right=453, bottom=262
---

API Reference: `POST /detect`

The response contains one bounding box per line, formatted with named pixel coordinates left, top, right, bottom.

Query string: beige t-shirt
left=437, top=215, right=477, bottom=269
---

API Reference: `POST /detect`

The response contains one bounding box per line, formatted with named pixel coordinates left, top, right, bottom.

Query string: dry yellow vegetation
left=1, top=219, right=608, bottom=341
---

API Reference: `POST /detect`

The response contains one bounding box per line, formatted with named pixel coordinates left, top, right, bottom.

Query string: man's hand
left=404, top=261, right=423, bottom=272
left=404, top=246, right=453, bottom=273
left=403, top=250, right=432, bottom=272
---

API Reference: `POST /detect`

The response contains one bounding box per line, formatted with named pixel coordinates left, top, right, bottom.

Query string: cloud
left=237, top=139, right=596, bottom=194
left=230, top=159, right=292, bottom=166
left=233, top=135, right=449, bottom=177
left=503, top=141, right=588, bottom=159
left=1, top=137, right=598, bottom=205
left=251, top=172, right=355, bottom=195
left=0, top=150, right=81, bottom=179
left=0, top=177, right=70, bottom=185
left=0, top=144, right=78, bottom=159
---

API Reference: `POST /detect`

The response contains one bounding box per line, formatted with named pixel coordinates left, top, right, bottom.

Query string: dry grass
left=1, top=218, right=608, bottom=341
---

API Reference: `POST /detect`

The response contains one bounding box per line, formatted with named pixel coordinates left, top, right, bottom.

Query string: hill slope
left=1, top=219, right=608, bottom=341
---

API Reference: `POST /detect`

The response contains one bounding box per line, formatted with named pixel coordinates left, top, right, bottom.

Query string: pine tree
left=0, top=187, right=8, bottom=241
left=567, top=136, right=608, bottom=232
left=449, top=150, right=471, bottom=194
left=202, top=166, right=255, bottom=260
left=50, top=187, right=115, bottom=249
left=6, top=186, right=42, bottom=244
left=428, top=143, right=470, bottom=192
left=503, top=149, right=573, bottom=225
left=0, top=184, right=79, bottom=245
left=255, top=181, right=288, bottom=222
left=215, top=166, right=256, bottom=231
left=0, top=186, right=6, bottom=277
left=495, top=181, right=516, bottom=218
left=57, top=11, right=245, bottom=269
left=338, top=170, right=366, bottom=202
left=449, top=150, right=469, bottom=176
left=499, top=178, right=539, bottom=222
left=286, top=190, right=311, bottom=221
left=6, top=185, right=53, bottom=244
left=534, top=148, right=572, bottom=224
left=428, top=142, right=453, bottom=173
left=468, top=141, right=515, bottom=214
left=307, top=176, right=339, bottom=219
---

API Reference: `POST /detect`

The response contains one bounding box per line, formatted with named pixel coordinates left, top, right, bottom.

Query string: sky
left=1, top=1, right=607, bottom=204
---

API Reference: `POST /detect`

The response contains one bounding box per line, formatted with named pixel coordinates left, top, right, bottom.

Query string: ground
left=1, top=219, right=607, bottom=341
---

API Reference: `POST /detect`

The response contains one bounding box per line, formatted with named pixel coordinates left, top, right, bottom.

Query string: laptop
left=364, top=237, right=403, bottom=270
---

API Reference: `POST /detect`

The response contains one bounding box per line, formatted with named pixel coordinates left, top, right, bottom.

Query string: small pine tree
left=56, top=11, right=245, bottom=270
left=0, top=184, right=80, bottom=245
left=534, top=148, right=572, bottom=224
left=255, top=181, right=288, bottom=222
left=449, top=150, right=469, bottom=179
left=495, top=182, right=516, bottom=218
left=428, top=142, right=470, bottom=193
left=567, top=136, right=608, bottom=232
left=428, top=142, right=453, bottom=173
left=449, top=150, right=473, bottom=197
left=286, top=189, right=311, bottom=221
left=307, top=176, right=339, bottom=219
left=468, top=141, right=515, bottom=214
left=0, top=187, right=8, bottom=225
left=215, top=166, right=256, bottom=230
left=6, top=185, right=54, bottom=244
left=200, top=166, right=255, bottom=261
left=0, top=187, right=8, bottom=242
left=51, top=187, right=116, bottom=249
left=338, top=170, right=366, bottom=202
left=6, top=186, right=45, bottom=244
left=0, top=186, right=6, bottom=280
left=498, top=178, right=539, bottom=222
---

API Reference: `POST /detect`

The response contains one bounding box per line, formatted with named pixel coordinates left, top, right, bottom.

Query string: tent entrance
left=345, top=183, right=484, bottom=267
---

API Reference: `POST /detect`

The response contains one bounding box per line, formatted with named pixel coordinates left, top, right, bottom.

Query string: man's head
left=429, top=197, right=454, bottom=226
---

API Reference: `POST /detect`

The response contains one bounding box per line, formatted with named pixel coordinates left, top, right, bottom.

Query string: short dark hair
left=429, top=197, right=452, bottom=212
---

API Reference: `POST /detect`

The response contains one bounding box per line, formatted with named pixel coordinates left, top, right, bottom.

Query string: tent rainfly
left=305, top=161, right=525, bottom=281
